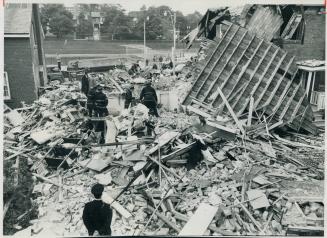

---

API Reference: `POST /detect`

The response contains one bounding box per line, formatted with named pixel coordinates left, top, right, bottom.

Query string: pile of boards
left=4, top=79, right=324, bottom=237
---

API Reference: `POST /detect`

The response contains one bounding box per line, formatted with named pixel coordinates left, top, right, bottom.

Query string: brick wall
left=4, top=38, right=37, bottom=108
left=282, top=13, right=325, bottom=61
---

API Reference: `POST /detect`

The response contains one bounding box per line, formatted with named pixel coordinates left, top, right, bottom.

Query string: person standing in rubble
left=56, top=53, right=61, bottom=70
left=94, top=84, right=109, bottom=117
left=124, top=84, right=134, bottom=109
left=86, top=84, right=98, bottom=117
left=140, top=80, right=159, bottom=117
left=81, top=68, right=90, bottom=95
left=83, top=183, right=112, bottom=236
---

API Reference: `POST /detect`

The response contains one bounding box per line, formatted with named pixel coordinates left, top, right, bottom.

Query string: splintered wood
left=179, top=203, right=218, bottom=236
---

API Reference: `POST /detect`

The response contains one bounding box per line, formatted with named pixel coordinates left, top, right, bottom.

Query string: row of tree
left=40, top=4, right=203, bottom=40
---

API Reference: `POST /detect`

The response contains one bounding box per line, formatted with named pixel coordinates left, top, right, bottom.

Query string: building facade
left=4, top=4, right=47, bottom=108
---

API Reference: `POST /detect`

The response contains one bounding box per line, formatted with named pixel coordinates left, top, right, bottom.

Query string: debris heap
left=4, top=75, right=324, bottom=236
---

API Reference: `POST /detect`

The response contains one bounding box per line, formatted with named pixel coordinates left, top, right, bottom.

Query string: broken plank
left=215, top=86, right=245, bottom=135
left=179, top=203, right=218, bottom=236
left=32, top=173, right=61, bottom=187
left=108, top=76, right=124, bottom=93
left=148, top=131, right=180, bottom=155
left=186, top=105, right=212, bottom=118
left=247, top=189, right=270, bottom=209
left=235, top=197, right=263, bottom=232
left=148, top=156, right=182, bottom=180
left=102, top=192, right=132, bottom=218
left=147, top=206, right=180, bottom=232
left=273, top=134, right=323, bottom=150
left=105, top=119, right=117, bottom=143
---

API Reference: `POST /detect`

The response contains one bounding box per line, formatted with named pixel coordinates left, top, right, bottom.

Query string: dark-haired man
left=82, top=183, right=113, bottom=236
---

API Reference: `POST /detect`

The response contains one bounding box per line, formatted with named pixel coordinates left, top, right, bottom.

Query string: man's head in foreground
left=91, top=183, right=104, bottom=199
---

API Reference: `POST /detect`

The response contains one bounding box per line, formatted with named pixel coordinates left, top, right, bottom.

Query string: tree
left=76, top=12, right=93, bottom=39
left=40, top=4, right=75, bottom=38
left=185, top=11, right=203, bottom=29
left=100, top=4, right=133, bottom=40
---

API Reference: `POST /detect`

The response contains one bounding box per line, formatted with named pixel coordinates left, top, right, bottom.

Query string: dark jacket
left=140, top=85, right=158, bottom=103
left=82, top=200, right=112, bottom=236
left=87, top=87, right=97, bottom=108
left=81, top=74, right=89, bottom=95
left=94, top=91, right=108, bottom=110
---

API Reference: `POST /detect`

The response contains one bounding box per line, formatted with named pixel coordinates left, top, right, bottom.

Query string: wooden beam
left=102, top=192, right=132, bottom=218
left=210, top=35, right=256, bottom=102
left=148, top=156, right=182, bottom=180
left=182, top=24, right=233, bottom=104
left=194, top=25, right=240, bottom=99
left=238, top=47, right=280, bottom=114
left=254, top=53, right=287, bottom=108
left=186, top=105, right=212, bottom=118
left=213, top=39, right=264, bottom=108
left=147, top=206, right=180, bottom=232
left=271, top=68, right=299, bottom=114
left=215, top=85, right=245, bottom=135
left=232, top=43, right=273, bottom=113
left=202, top=30, right=247, bottom=101
left=32, top=173, right=62, bottom=187
left=235, top=197, right=263, bottom=232
left=190, top=98, right=215, bottom=112
left=247, top=97, right=254, bottom=126
left=290, top=93, right=306, bottom=121
left=179, top=203, right=218, bottom=236
left=278, top=83, right=302, bottom=120
left=268, top=120, right=283, bottom=131
left=260, top=56, right=295, bottom=110
left=297, top=105, right=308, bottom=132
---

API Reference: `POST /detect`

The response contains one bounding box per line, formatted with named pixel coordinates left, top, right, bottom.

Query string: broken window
left=4, top=72, right=11, bottom=100
left=281, top=13, right=304, bottom=41
left=278, top=6, right=305, bottom=42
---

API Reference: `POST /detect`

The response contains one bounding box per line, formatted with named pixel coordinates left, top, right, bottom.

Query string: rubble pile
left=4, top=78, right=324, bottom=236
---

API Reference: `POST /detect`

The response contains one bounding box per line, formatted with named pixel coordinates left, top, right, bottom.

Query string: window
left=4, top=72, right=11, bottom=100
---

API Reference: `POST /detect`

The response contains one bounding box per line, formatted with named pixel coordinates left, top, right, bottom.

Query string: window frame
left=4, top=71, right=11, bottom=100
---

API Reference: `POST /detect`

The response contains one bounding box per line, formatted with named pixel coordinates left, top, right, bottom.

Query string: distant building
left=90, top=11, right=104, bottom=40
left=4, top=3, right=47, bottom=108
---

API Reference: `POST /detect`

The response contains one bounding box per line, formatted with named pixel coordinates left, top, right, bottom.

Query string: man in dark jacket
left=83, top=184, right=112, bottom=236
left=140, top=81, right=159, bottom=117
left=94, top=85, right=109, bottom=117
left=86, top=85, right=97, bottom=117
left=124, top=85, right=134, bottom=109
left=81, top=68, right=90, bottom=95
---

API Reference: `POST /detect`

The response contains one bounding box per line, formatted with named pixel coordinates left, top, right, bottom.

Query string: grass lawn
left=44, top=39, right=199, bottom=55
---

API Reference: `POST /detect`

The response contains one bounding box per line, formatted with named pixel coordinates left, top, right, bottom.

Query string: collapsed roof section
left=182, top=22, right=317, bottom=135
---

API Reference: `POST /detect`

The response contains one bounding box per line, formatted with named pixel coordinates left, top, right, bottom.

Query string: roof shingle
left=4, top=4, right=32, bottom=35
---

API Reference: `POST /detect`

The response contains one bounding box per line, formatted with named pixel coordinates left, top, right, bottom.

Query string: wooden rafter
left=212, top=35, right=256, bottom=94
left=253, top=53, right=287, bottom=108
left=182, top=24, right=233, bottom=104
left=202, top=30, right=247, bottom=101
left=278, top=83, right=302, bottom=120
left=290, top=93, right=306, bottom=121
left=232, top=43, right=273, bottom=113
left=214, top=39, right=264, bottom=108
left=271, top=68, right=299, bottom=113
left=238, top=47, right=280, bottom=114
left=260, top=56, right=295, bottom=110
left=194, top=25, right=239, bottom=98
left=297, top=105, right=308, bottom=132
